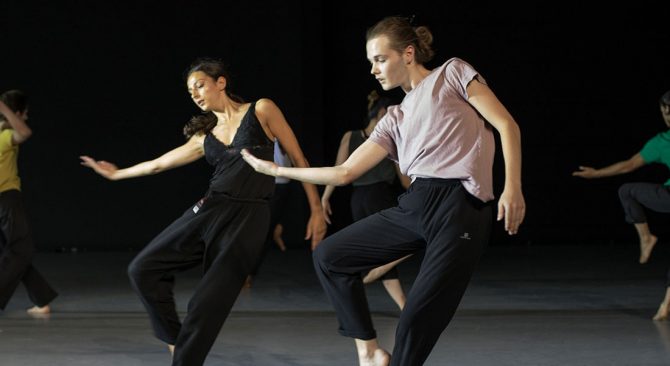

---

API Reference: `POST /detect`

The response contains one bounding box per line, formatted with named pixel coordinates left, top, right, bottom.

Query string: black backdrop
left=1, top=1, right=669, bottom=251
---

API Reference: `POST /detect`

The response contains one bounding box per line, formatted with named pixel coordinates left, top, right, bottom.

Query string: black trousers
left=249, top=182, right=291, bottom=276
left=0, top=189, right=57, bottom=310
left=351, top=182, right=401, bottom=281
left=618, top=182, right=670, bottom=223
left=617, top=183, right=670, bottom=289
left=127, top=193, right=270, bottom=366
left=350, top=181, right=399, bottom=222
left=313, top=179, right=492, bottom=366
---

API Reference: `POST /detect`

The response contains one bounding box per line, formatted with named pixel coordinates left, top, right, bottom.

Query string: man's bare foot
left=26, top=305, right=50, bottom=315
left=168, top=344, right=175, bottom=355
left=654, top=301, right=669, bottom=321
left=359, top=348, right=390, bottom=366
left=639, top=235, right=658, bottom=264
left=355, top=338, right=390, bottom=366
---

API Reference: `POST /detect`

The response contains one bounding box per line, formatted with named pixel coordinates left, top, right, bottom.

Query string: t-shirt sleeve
left=0, top=129, right=13, bottom=153
left=443, top=58, right=487, bottom=100
left=368, top=105, right=399, bottom=162
left=640, top=134, right=661, bottom=163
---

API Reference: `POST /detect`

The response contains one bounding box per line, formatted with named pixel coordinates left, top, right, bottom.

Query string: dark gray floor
left=2, top=244, right=670, bottom=365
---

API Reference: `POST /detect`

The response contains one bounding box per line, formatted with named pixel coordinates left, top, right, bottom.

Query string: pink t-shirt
left=368, top=58, right=495, bottom=202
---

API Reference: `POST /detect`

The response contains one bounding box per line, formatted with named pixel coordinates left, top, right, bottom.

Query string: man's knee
left=618, top=183, right=636, bottom=201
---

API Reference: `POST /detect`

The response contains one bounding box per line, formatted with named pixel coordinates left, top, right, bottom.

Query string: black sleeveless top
left=348, top=130, right=396, bottom=187
left=204, top=102, right=274, bottom=199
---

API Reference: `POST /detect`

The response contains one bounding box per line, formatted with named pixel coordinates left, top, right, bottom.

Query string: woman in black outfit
left=81, top=58, right=326, bottom=366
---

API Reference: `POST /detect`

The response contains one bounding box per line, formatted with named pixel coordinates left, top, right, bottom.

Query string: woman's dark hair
left=366, top=16, right=435, bottom=65
left=660, top=90, right=670, bottom=107
left=183, top=58, right=244, bottom=139
left=366, top=90, right=392, bottom=121
left=183, top=113, right=218, bottom=140
left=0, top=90, right=28, bottom=122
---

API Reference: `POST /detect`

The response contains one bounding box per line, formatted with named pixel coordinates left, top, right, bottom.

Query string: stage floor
left=2, top=244, right=670, bottom=365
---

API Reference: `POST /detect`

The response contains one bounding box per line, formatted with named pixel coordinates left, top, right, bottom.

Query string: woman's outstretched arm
left=80, top=135, right=205, bottom=180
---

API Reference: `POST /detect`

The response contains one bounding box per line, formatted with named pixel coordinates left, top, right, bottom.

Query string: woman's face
left=186, top=71, right=225, bottom=111
left=366, top=36, right=407, bottom=91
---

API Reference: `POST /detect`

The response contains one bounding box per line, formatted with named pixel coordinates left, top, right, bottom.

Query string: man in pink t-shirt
left=243, top=16, right=525, bottom=366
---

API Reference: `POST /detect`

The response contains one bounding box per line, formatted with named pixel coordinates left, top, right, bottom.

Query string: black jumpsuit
left=127, top=102, right=274, bottom=366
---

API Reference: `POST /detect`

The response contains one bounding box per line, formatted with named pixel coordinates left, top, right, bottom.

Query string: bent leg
left=618, top=183, right=670, bottom=263
left=391, top=184, right=492, bottom=366
left=313, top=210, right=422, bottom=340
left=128, top=207, right=206, bottom=345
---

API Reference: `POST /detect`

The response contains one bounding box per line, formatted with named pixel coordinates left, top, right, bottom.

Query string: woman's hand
left=80, top=156, right=119, bottom=180
left=240, top=149, right=279, bottom=176
left=305, top=210, right=327, bottom=251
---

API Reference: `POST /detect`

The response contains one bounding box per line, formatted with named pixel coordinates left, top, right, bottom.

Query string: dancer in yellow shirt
left=0, top=89, right=57, bottom=315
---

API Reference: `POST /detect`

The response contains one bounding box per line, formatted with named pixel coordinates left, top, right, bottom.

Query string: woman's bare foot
left=654, top=301, right=669, bottom=321
left=359, top=349, right=390, bottom=366
left=639, top=235, right=658, bottom=264
left=26, top=305, right=50, bottom=315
